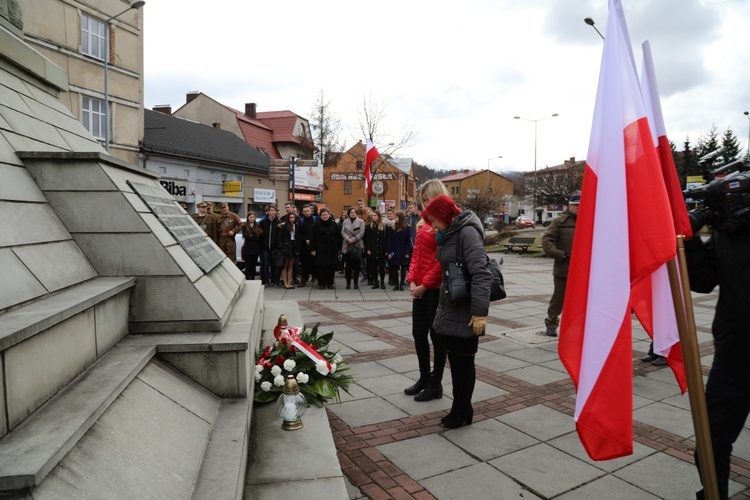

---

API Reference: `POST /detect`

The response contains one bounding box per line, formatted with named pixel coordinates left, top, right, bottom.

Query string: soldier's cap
left=219, top=202, right=229, bottom=208
left=197, top=202, right=208, bottom=208
left=569, top=192, right=581, bottom=205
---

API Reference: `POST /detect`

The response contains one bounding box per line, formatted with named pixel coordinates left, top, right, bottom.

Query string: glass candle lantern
left=276, top=374, right=307, bottom=430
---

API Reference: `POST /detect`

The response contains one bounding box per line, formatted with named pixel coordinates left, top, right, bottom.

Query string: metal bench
left=500, top=236, right=536, bottom=254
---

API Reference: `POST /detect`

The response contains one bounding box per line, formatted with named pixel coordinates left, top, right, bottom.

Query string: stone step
left=193, top=398, right=251, bottom=500
left=0, top=345, right=155, bottom=492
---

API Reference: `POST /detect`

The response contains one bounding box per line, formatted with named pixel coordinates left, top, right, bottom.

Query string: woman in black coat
left=241, top=212, right=263, bottom=280
left=276, top=213, right=300, bottom=289
left=421, top=195, right=491, bottom=429
left=364, top=210, right=388, bottom=289
left=310, top=208, right=342, bottom=290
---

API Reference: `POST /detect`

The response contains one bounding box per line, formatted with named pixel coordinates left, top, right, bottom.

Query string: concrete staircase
left=0, top=281, right=264, bottom=499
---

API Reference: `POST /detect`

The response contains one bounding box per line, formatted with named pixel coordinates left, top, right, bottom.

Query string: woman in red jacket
left=404, top=179, right=450, bottom=402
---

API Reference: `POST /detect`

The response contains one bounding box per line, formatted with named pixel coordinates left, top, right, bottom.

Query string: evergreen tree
left=696, top=125, right=720, bottom=161
left=719, top=127, right=741, bottom=166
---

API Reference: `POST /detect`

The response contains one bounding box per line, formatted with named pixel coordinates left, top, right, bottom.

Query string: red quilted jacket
left=406, top=223, right=442, bottom=289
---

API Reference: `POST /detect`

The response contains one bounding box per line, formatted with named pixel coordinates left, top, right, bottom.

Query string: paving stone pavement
left=263, top=251, right=750, bottom=500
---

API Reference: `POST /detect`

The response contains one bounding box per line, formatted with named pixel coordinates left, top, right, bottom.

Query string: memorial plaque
left=128, top=181, right=224, bottom=273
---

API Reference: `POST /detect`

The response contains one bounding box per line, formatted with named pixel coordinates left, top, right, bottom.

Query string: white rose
left=283, top=359, right=296, bottom=371
left=274, top=374, right=285, bottom=387
left=271, top=365, right=282, bottom=377
left=333, top=354, right=343, bottom=364
left=260, top=381, right=272, bottom=392
left=254, top=372, right=262, bottom=382
left=296, top=372, right=309, bottom=384
left=315, top=360, right=328, bottom=374
left=330, top=362, right=337, bottom=374
left=255, top=364, right=264, bottom=373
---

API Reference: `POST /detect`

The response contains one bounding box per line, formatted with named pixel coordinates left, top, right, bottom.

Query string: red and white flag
left=558, top=0, right=676, bottom=461
left=364, top=139, right=380, bottom=197
left=630, top=41, right=689, bottom=392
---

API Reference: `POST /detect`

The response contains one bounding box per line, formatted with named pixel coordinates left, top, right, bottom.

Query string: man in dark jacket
left=686, top=228, right=750, bottom=500
left=298, top=204, right=317, bottom=287
left=258, top=204, right=280, bottom=286
left=539, top=192, right=579, bottom=337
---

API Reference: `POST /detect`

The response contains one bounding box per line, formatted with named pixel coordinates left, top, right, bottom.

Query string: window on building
left=81, top=96, right=106, bottom=139
left=81, top=14, right=107, bottom=60
left=344, top=180, right=352, bottom=194
left=356, top=161, right=363, bottom=170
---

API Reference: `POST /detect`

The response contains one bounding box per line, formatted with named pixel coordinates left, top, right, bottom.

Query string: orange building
left=324, top=142, right=417, bottom=217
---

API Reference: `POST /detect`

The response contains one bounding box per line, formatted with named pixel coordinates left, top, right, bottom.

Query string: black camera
left=683, top=149, right=750, bottom=234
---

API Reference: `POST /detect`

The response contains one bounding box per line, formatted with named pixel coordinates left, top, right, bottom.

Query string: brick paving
left=267, top=251, right=750, bottom=499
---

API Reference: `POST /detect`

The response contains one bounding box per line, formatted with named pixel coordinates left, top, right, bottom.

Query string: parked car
left=515, top=215, right=535, bottom=229
left=484, top=216, right=498, bottom=229
left=542, top=219, right=553, bottom=227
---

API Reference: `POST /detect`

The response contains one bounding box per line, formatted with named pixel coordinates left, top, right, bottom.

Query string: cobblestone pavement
left=265, top=251, right=750, bottom=500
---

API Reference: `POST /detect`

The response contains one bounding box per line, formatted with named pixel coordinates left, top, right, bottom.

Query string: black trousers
left=300, top=250, right=315, bottom=281
left=695, top=360, right=750, bottom=500
left=545, top=276, right=567, bottom=332
left=411, top=289, right=445, bottom=382
left=368, top=258, right=386, bottom=283
left=316, top=265, right=335, bottom=287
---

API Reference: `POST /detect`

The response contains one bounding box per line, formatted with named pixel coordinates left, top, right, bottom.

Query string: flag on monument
left=629, top=40, right=688, bottom=392
left=364, top=139, right=380, bottom=197
left=558, top=0, right=676, bottom=461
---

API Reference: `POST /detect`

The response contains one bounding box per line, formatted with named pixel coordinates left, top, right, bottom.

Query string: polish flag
left=630, top=41, right=688, bottom=393
left=365, top=139, right=380, bottom=197
left=558, top=0, right=676, bottom=461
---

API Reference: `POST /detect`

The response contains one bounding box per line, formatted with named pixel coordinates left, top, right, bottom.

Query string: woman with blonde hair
left=404, top=179, right=451, bottom=401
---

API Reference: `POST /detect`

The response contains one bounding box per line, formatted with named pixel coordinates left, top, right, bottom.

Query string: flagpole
left=666, top=236, right=718, bottom=500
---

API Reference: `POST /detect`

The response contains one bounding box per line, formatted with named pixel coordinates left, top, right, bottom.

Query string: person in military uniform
left=191, top=201, right=218, bottom=244
left=216, top=202, right=243, bottom=263
left=538, top=192, right=580, bottom=337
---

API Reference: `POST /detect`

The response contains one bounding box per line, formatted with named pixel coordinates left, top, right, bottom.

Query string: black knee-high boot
left=405, top=331, right=432, bottom=396
left=442, top=352, right=475, bottom=428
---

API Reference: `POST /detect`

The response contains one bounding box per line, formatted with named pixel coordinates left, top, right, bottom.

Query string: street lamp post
left=744, top=111, right=750, bottom=158
left=103, top=0, right=145, bottom=153
left=514, top=113, right=559, bottom=222
left=584, top=17, right=605, bottom=40
left=486, top=155, right=502, bottom=192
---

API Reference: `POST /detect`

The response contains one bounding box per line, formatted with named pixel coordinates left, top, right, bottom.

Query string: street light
left=104, top=0, right=145, bottom=153
left=584, top=17, right=605, bottom=40
left=514, top=113, right=559, bottom=221
left=744, top=111, right=750, bottom=158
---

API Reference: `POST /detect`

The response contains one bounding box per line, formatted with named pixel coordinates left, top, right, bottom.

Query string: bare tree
left=309, top=89, right=341, bottom=164
left=533, top=162, right=584, bottom=206
left=353, top=93, right=415, bottom=156
left=500, top=170, right=527, bottom=198
left=462, top=191, right=506, bottom=223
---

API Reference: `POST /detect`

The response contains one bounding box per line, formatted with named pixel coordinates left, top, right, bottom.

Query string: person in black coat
left=258, top=204, right=281, bottom=286
left=310, top=208, right=342, bottom=290
left=364, top=211, right=388, bottom=289
left=386, top=211, right=413, bottom=291
left=241, top=212, right=263, bottom=280
left=298, top=204, right=317, bottom=287
left=686, top=229, right=750, bottom=500
left=277, top=212, right=300, bottom=289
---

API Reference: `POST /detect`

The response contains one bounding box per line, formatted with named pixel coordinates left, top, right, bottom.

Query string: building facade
left=167, top=93, right=317, bottom=212
left=324, top=142, right=417, bottom=217
left=22, top=0, right=144, bottom=164
left=142, top=109, right=270, bottom=217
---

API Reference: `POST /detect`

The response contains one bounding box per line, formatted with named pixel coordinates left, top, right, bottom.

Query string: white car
left=235, top=218, right=246, bottom=270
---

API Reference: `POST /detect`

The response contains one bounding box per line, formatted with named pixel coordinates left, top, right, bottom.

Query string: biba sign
left=160, top=180, right=188, bottom=199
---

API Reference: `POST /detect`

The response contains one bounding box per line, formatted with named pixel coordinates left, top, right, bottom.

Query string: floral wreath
left=254, top=321, right=353, bottom=407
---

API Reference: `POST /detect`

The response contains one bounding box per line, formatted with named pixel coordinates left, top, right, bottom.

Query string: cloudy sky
left=143, top=0, right=750, bottom=173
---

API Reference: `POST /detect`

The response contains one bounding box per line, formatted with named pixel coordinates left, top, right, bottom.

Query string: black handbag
left=348, top=245, right=362, bottom=260
left=445, top=254, right=506, bottom=306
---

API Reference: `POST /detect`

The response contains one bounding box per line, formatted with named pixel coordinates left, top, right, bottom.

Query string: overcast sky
left=143, top=0, right=750, bottom=173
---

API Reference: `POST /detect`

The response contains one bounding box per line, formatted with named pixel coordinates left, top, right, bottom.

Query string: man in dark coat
left=686, top=227, right=750, bottom=500
left=259, top=204, right=280, bottom=286
left=539, top=192, right=579, bottom=337
left=298, top=204, right=317, bottom=287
